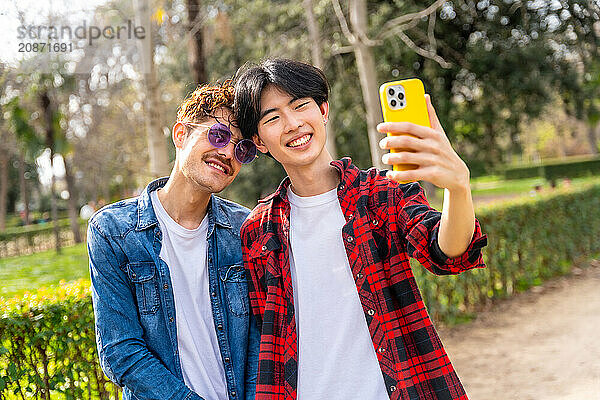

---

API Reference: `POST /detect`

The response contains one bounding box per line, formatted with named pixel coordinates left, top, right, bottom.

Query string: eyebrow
left=259, top=97, right=299, bottom=121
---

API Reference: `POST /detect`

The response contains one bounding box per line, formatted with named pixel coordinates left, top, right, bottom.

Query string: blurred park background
left=0, top=0, right=599, bottom=398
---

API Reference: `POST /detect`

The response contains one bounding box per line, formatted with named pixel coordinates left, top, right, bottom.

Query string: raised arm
left=379, top=95, right=476, bottom=258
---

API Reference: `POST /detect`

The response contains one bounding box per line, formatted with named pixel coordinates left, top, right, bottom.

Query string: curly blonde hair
left=176, top=79, right=235, bottom=125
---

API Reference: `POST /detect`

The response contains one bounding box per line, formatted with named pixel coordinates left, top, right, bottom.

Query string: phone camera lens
left=398, top=92, right=405, bottom=100
left=389, top=88, right=395, bottom=96
left=390, top=99, right=397, bottom=107
left=400, top=102, right=404, bottom=107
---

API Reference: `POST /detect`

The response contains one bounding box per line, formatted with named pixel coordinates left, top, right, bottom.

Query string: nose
left=216, top=139, right=236, bottom=160
left=282, top=110, right=303, bottom=134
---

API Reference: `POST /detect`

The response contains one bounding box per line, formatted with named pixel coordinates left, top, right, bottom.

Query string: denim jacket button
left=217, top=324, right=223, bottom=330
left=211, top=291, right=217, bottom=297
left=169, top=317, right=174, bottom=323
left=231, top=392, right=236, bottom=397
left=224, top=357, right=230, bottom=363
left=163, top=284, right=168, bottom=290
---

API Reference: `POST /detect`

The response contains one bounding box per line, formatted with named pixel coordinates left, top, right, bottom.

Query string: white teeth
left=288, top=134, right=311, bottom=148
left=207, top=162, right=226, bottom=173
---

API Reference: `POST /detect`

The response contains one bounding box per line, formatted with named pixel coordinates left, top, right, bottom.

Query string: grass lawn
left=0, top=243, right=89, bottom=299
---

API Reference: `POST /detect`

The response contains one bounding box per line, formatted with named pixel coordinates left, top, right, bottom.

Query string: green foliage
left=504, top=156, right=600, bottom=181
left=414, top=181, right=600, bottom=325
left=6, top=98, right=43, bottom=159
left=504, top=164, right=545, bottom=180
left=543, top=157, right=600, bottom=182
left=0, top=243, right=89, bottom=299
left=0, top=280, right=120, bottom=399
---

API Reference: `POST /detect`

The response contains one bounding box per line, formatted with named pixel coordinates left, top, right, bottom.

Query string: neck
left=157, top=167, right=212, bottom=230
left=285, top=151, right=339, bottom=197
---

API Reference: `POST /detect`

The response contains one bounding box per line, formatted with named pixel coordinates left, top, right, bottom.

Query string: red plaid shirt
left=241, top=158, right=487, bottom=400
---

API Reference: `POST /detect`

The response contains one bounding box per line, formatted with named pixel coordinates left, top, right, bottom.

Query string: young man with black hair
left=87, top=81, right=260, bottom=400
left=234, top=59, right=487, bottom=400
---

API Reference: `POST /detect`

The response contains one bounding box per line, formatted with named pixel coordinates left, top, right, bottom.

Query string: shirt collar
left=257, top=157, right=357, bottom=205
left=136, top=177, right=231, bottom=231
left=136, top=177, right=168, bottom=230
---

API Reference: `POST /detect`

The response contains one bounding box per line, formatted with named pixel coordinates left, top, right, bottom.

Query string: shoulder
left=88, top=197, right=139, bottom=238
left=240, top=201, right=273, bottom=242
left=214, top=196, right=251, bottom=230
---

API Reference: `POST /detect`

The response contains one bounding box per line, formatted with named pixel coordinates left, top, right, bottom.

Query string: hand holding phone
left=378, top=80, right=471, bottom=192
left=379, top=78, right=431, bottom=177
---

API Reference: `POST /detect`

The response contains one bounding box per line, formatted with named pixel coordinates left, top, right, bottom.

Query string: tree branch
left=331, top=0, right=356, bottom=44
left=377, top=0, right=446, bottom=37
left=397, top=31, right=452, bottom=68
left=428, top=6, right=437, bottom=52
left=377, top=19, right=420, bottom=40
left=331, top=44, right=355, bottom=55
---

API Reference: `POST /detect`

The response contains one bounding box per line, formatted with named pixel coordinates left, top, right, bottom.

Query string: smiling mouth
left=287, top=134, right=312, bottom=148
left=206, top=161, right=229, bottom=175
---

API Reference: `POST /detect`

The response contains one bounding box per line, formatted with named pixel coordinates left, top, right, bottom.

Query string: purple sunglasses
left=181, top=121, right=258, bottom=164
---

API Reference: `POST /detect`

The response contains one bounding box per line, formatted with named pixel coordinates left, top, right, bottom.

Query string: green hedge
left=504, top=156, right=600, bottom=181
left=0, top=219, right=88, bottom=258
left=0, top=219, right=87, bottom=242
left=414, top=182, right=600, bottom=324
left=543, top=157, right=600, bottom=182
left=503, top=164, right=544, bottom=180
left=1, top=183, right=599, bottom=398
left=0, top=281, right=120, bottom=400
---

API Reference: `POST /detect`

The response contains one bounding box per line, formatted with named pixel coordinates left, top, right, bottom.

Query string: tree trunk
left=50, top=152, right=61, bottom=253
left=40, top=89, right=61, bottom=253
left=587, top=123, right=599, bottom=155
left=63, top=155, right=82, bottom=243
left=134, top=0, right=171, bottom=178
left=508, top=128, right=521, bottom=164
left=349, top=0, right=385, bottom=169
left=186, top=0, right=207, bottom=86
left=304, top=0, right=337, bottom=159
left=0, top=152, right=8, bottom=231
left=18, top=150, right=30, bottom=226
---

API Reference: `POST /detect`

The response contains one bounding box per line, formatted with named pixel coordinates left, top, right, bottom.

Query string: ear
left=253, top=134, right=269, bottom=154
left=319, top=101, right=330, bottom=123
left=172, top=122, right=188, bottom=149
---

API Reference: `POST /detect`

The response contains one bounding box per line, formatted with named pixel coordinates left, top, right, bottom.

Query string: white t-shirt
left=151, top=190, right=228, bottom=400
left=287, top=187, right=389, bottom=400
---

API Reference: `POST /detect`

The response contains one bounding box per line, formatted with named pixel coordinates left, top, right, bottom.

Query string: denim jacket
left=87, top=177, right=259, bottom=400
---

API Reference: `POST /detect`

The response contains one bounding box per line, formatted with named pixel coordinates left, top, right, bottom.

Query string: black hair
left=234, top=58, right=329, bottom=140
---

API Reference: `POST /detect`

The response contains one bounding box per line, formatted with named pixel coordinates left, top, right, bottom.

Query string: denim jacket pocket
left=126, top=261, right=160, bottom=315
left=219, top=264, right=250, bottom=317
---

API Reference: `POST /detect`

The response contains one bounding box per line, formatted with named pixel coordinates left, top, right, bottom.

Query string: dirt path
left=438, top=260, right=600, bottom=400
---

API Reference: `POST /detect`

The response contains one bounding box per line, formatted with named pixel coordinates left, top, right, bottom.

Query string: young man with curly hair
left=234, top=59, right=488, bottom=400
left=87, top=81, right=260, bottom=400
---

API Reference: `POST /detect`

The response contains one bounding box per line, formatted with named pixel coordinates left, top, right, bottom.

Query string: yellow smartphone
left=379, top=78, right=431, bottom=175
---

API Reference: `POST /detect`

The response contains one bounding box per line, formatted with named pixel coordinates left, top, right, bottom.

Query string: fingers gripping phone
left=379, top=78, right=431, bottom=173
